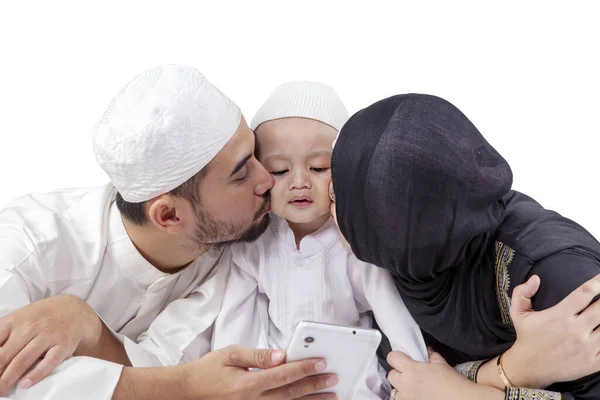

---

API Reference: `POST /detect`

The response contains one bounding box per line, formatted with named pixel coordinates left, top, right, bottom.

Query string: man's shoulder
left=0, top=183, right=116, bottom=238
left=0, top=184, right=116, bottom=286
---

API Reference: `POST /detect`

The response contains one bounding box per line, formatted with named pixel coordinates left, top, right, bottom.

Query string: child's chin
left=285, top=215, right=315, bottom=224
left=285, top=211, right=330, bottom=225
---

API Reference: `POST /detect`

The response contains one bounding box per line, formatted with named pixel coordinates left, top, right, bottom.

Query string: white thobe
left=212, top=214, right=427, bottom=399
left=0, top=184, right=230, bottom=399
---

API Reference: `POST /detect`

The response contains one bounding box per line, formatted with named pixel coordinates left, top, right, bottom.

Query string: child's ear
left=330, top=201, right=350, bottom=248
left=329, top=181, right=336, bottom=202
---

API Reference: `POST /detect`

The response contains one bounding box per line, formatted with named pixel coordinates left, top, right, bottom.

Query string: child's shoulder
left=230, top=220, right=281, bottom=264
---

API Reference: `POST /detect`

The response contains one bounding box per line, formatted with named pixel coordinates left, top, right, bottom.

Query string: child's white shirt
left=212, top=214, right=427, bottom=399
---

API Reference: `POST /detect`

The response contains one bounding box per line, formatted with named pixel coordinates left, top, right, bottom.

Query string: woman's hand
left=480, top=274, right=600, bottom=389
left=387, top=350, right=503, bottom=400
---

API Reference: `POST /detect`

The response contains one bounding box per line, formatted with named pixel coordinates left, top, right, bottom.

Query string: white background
left=1, top=1, right=598, bottom=238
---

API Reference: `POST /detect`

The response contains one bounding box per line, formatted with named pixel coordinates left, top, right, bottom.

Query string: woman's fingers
left=560, top=274, right=600, bottom=316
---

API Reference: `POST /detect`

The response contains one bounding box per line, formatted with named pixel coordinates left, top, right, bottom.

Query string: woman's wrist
left=473, top=356, right=505, bottom=390
left=468, top=349, right=554, bottom=393
left=501, top=345, right=551, bottom=389
left=464, top=381, right=505, bottom=400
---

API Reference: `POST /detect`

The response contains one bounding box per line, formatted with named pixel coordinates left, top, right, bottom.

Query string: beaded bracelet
left=504, top=387, right=561, bottom=400
left=455, top=359, right=486, bottom=383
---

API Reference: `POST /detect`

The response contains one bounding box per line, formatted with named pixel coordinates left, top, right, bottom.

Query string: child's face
left=255, top=117, right=337, bottom=224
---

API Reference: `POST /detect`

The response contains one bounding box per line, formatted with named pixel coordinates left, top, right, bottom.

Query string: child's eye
left=311, top=167, right=330, bottom=173
left=271, top=170, right=289, bottom=176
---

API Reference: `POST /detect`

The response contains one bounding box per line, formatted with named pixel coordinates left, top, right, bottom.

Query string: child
left=212, top=81, right=427, bottom=399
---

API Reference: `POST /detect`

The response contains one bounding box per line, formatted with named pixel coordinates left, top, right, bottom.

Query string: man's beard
left=191, top=194, right=271, bottom=251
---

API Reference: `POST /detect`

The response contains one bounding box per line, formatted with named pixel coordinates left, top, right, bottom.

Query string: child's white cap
left=251, top=81, right=349, bottom=132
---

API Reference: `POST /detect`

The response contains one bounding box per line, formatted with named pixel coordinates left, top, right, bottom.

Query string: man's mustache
left=254, top=192, right=271, bottom=219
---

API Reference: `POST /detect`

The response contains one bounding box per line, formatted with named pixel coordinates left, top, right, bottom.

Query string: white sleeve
left=0, top=357, right=123, bottom=400
left=211, top=247, right=270, bottom=351
left=117, top=252, right=232, bottom=367
left=349, top=259, right=428, bottom=363
left=0, top=223, right=47, bottom=317
left=0, top=224, right=123, bottom=398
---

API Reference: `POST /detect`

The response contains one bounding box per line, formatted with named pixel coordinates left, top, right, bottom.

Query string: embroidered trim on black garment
left=495, top=241, right=515, bottom=325
left=455, top=359, right=486, bottom=382
left=504, top=387, right=562, bottom=400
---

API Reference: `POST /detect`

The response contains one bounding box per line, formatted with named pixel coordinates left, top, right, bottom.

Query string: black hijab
left=331, top=94, right=600, bottom=360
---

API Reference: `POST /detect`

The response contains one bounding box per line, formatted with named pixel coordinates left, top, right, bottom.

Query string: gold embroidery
left=504, top=387, right=561, bottom=400
left=495, top=241, right=515, bottom=325
left=455, top=359, right=486, bottom=382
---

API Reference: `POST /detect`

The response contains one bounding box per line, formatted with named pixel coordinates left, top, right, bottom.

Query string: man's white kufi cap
left=93, top=64, right=241, bottom=203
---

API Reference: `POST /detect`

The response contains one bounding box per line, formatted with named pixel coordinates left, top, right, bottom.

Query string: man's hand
left=0, top=295, right=101, bottom=394
left=115, top=345, right=339, bottom=400
left=184, top=345, right=339, bottom=399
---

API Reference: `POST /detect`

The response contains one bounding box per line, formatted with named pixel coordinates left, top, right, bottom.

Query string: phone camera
left=304, top=337, right=315, bottom=343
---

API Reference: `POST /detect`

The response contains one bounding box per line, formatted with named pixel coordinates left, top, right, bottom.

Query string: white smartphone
left=286, top=321, right=382, bottom=399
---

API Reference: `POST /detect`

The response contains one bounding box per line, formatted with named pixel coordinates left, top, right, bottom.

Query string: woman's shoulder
left=496, top=190, right=600, bottom=263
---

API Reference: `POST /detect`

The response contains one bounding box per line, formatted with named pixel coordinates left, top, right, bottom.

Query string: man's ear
left=147, top=195, right=185, bottom=233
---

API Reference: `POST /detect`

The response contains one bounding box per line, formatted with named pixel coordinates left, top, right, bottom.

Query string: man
left=0, top=65, right=338, bottom=399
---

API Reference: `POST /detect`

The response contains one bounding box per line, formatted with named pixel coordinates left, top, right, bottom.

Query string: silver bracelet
left=504, top=387, right=562, bottom=400
left=455, top=359, right=486, bottom=383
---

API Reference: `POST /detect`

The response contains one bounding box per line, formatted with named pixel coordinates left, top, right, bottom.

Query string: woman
left=330, top=94, right=600, bottom=399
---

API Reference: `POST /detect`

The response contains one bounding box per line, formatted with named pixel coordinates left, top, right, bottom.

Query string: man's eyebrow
left=230, top=154, right=252, bottom=177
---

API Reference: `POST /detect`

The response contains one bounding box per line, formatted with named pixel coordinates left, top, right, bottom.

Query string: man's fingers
left=263, top=374, right=338, bottom=400
left=19, top=346, right=67, bottom=389
left=560, top=274, right=600, bottom=315
left=0, top=334, right=28, bottom=374
left=0, top=338, right=48, bottom=392
left=0, top=325, right=10, bottom=346
left=252, top=359, right=329, bottom=392
left=386, top=351, right=413, bottom=372
left=509, top=275, right=540, bottom=320
left=224, top=345, right=286, bottom=369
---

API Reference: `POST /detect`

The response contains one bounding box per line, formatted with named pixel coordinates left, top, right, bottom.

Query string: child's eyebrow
left=307, top=150, right=333, bottom=158
left=261, top=154, right=286, bottom=164
left=262, top=150, right=332, bottom=164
